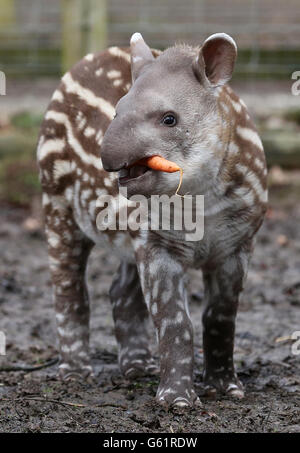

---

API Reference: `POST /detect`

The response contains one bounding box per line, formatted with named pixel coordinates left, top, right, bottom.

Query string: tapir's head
left=101, top=32, right=237, bottom=198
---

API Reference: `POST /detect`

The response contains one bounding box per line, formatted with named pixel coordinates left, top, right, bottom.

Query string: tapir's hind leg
left=109, top=261, right=158, bottom=378
left=44, top=197, right=94, bottom=379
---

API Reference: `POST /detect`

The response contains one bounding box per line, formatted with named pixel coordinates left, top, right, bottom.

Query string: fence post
left=0, top=0, right=15, bottom=29
left=88, top=0, right=107, bottom=53
left=62, top=0, right=107, bottom=74
left=62, top=0, right=82, bottom=74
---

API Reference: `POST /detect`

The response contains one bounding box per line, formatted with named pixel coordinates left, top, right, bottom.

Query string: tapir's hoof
left=226, top=383, right=244, bottom=399
left=157, top=387, right=201, bottom=409
left=58, top=364, right=94, bottom=382
left=204, top=385, right=218, bottom=398
left=122, top=359, right=159, bottom=379
left=172, top=396, right=202, bottom=408
left=204, top=379, right=244, bottom=399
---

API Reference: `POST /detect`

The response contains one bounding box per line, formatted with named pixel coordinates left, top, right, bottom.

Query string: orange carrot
left=136, top=155, right=180, bottom=173
left=133, top=155, right=183, bottom=196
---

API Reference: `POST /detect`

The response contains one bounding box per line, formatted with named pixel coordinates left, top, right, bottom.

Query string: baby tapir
left=37, top=32, right=267, bottom=408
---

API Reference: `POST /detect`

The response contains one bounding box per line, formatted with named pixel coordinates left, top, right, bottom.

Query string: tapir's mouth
left=118, top=165, right=150, bottom=185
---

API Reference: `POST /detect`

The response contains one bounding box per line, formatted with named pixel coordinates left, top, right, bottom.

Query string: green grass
left=11, top=111, right=44, bottom=130
left=284, top=108, right=300, bottom=126
left=0, top=112, right=42, bottom=205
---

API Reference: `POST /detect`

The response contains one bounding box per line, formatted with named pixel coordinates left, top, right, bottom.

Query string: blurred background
left=0, top=0, right=299, bottom=208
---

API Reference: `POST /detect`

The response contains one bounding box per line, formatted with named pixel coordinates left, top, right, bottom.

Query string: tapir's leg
left=45, top=200, right=94, bottom=379
left=202, top=246, right=251, bottom=398
left=109, top=261, right=158, bottom=378
left=133, top=237, right=199, bottom=408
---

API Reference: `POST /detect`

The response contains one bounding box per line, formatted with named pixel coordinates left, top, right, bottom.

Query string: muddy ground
left=0, top=182, right=299, bottom=433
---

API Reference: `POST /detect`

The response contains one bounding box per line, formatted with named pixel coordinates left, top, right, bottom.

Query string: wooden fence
left=0, top=0, right=299, bottom=77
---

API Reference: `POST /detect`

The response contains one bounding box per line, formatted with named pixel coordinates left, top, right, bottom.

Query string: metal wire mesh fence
left=0, top=0, right=299, bottom=78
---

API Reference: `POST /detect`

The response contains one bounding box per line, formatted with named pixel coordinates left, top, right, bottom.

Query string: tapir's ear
left=196, top=33, right=237, bottom=87
left=130, top=32, right=154, bottom=82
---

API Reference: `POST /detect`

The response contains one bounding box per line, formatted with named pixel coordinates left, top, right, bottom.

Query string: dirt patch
left=0, top=186, right=299, bottom=433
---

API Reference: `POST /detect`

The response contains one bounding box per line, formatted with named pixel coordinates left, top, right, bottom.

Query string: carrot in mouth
left=133, top=155, right=183, bottom=196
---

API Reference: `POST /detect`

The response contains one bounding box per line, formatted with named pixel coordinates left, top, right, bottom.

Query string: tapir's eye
left=162, top=113, right=177, bottom=127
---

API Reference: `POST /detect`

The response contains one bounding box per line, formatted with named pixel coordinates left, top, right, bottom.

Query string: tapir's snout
left=102, top=159, right=128, bottom=173
left=101, top=118, right=144, bottom=173
left=101, top=122, right=127, bottom=172
left=101, top=115, right=163, bottom=197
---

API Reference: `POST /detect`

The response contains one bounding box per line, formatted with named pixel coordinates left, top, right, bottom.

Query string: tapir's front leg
left=202, top=246, right=251, bottom=398
left=133, top=235, right=200, bottom=408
